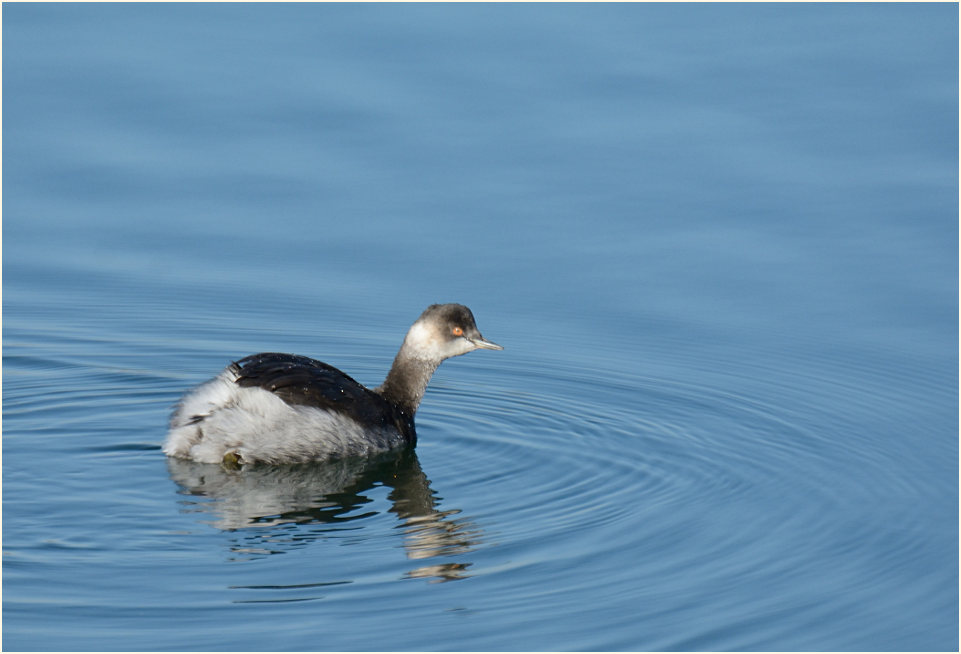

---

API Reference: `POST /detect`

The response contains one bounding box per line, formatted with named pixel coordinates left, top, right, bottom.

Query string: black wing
left=231, top=352, right=414, bottom=441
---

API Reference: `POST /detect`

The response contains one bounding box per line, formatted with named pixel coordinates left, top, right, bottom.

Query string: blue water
left=3, top=3, right=957, bottom=651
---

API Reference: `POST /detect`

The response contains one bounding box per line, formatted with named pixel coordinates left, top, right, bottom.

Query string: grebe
left=163, top=304, right=502, bottom=465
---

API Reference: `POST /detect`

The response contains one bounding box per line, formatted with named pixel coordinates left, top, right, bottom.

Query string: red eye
left=452, top=326, right=464, bottom=336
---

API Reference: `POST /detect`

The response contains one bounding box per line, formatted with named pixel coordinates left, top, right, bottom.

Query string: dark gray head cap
left=418, top=303, right=502, bottom=351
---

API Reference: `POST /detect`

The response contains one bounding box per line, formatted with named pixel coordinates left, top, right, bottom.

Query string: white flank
left=163, top=367, right=404, bottom=464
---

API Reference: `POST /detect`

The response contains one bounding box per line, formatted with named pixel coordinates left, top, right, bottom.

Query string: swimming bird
left=163, top=304, right=502, bottom=465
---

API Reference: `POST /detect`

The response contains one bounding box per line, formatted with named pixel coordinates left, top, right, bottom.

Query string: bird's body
left=163, top=304, right=501, bottom=465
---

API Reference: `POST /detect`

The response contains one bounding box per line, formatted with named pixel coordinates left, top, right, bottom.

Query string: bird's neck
left=377, top=345, right=440, bottom=416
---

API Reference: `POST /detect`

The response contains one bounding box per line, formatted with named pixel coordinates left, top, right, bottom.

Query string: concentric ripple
left=402, top=344, right=955, bottom=649
left=4, top=323, right=954, bottom=649
left=424, top=354, right=836, bottom=544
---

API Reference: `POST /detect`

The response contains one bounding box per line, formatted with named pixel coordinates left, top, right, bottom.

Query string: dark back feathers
left=232, top=352, right=416, bottom=443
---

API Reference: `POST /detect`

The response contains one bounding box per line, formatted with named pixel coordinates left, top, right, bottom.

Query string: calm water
left=2, top=4, right=957, bottom=651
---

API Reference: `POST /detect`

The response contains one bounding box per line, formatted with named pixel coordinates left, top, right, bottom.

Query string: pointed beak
left=470, top=335, right=503, bottom=351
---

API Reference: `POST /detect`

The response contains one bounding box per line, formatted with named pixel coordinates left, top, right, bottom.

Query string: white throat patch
left=404, top=320, right=442, bottom=360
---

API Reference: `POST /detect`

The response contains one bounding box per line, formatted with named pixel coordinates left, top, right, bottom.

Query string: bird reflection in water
left=166, top=448, right=480, bottom=581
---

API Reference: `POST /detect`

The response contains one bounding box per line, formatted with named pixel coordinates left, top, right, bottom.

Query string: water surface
left=3, top=4, right=958, bottom=651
